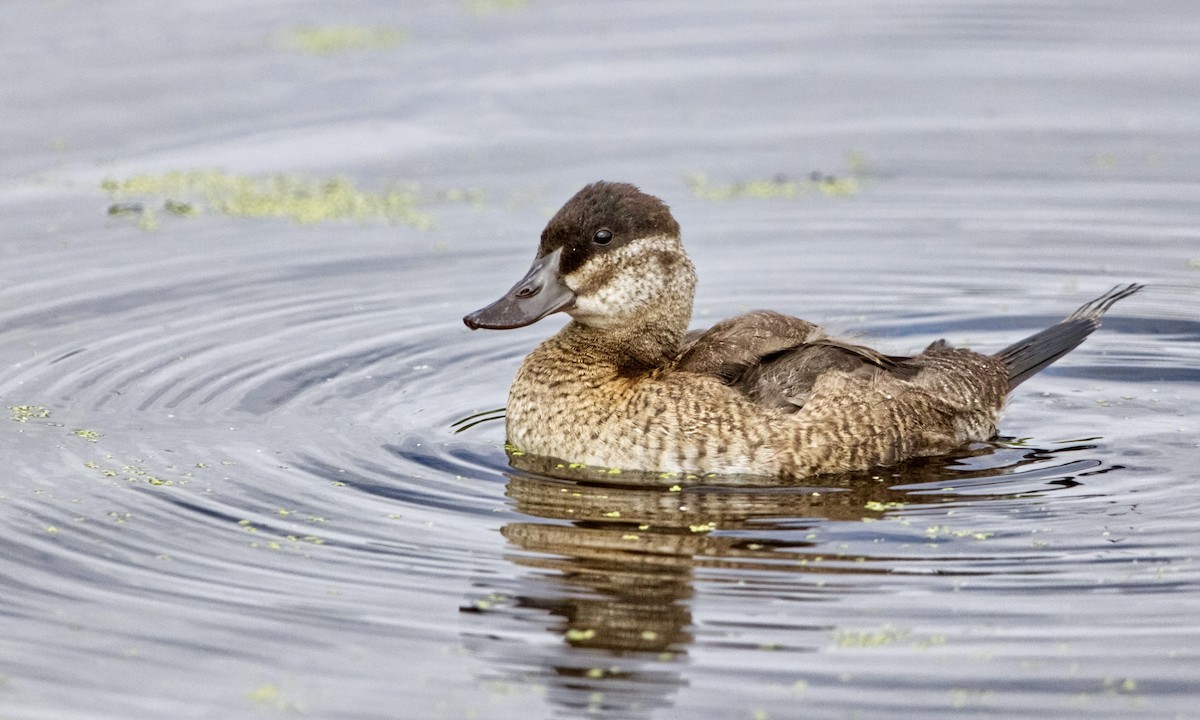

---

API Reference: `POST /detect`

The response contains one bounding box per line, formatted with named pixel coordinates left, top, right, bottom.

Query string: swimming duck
left=464, top=181, right=1140, bottom=478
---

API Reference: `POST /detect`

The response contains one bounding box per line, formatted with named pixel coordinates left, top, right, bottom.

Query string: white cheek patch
left=565, top=236, right=692, bottom=327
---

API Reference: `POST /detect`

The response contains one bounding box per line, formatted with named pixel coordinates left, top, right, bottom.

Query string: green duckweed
left=101, top=171, right=439, bottom=228
left=280, top=26, right=406, bottom=55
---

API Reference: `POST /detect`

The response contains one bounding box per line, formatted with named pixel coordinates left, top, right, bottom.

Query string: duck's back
left=770, top=344, right=1008, bottom=475
left=674, top=314, right=1012, bottom=474
left=677, top=311, right=1004, bottom=410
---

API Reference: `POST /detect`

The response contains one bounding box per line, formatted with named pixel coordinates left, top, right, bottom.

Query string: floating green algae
left=687, top=152, right=869, bottom=201
left=687, top=171, right=860, bottom=201
left=923, top=524, right=995, bottom=541
left=279, top=25, right=406, bottom=55
left=9, top=405, right=50, bottom=422
left=100, top=171, right=452, bottom=228
left=463, top=0, right=529, bottom=14
left=245, top=683, right=305, bottom=712
left=162, top=199, right=197, bottom=216
left=831, top=625, right=948, bottom=650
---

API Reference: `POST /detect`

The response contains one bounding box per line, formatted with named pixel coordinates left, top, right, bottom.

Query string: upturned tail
left=995, top=283, right=1143, bottom=391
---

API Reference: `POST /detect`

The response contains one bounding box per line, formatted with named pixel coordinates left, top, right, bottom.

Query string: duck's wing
left=677, top=311, right=916, bottom=410
left=739, top=339, right=919, bottom=410
left=676, top=310, right=821, bottom=380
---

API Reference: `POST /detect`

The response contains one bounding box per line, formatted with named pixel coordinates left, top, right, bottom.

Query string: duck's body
left=465, top=182, right=1140, bottom=478
left=505, top=320, right=1008, bottom=476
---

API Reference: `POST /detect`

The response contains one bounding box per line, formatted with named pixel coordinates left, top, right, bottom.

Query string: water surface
left=1, top=1, right=1198, bottom=718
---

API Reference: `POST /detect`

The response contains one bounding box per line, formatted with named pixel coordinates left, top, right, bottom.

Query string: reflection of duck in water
left=465, top=181, right=1140, bottom=478
left=499, top=432, right=1099, bottom=568
left=476, top=438, right=1100, bottom=715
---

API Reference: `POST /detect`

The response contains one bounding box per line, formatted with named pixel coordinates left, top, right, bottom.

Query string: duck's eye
left=593, top=228, right=613, bottom=245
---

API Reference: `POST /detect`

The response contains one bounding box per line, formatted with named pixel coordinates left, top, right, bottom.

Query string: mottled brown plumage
left=464, top=181, right=1141, bottom=478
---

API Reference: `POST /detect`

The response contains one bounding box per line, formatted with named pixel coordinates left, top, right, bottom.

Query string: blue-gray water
left=1, top=2, right=1198, bottom=718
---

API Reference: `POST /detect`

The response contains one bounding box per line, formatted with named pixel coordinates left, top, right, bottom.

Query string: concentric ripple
left=0, top=230, right=549, bottom=717
left=2, top=223, right=1198, bottom=719
left=4, top=1, right=1200, bottom=717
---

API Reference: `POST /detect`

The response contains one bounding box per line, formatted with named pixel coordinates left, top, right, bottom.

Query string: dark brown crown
left=538, top=182, right=681, bottom=275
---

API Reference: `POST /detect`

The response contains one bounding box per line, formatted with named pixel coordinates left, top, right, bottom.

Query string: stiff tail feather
left=995, top=283, right=1143, bottom=391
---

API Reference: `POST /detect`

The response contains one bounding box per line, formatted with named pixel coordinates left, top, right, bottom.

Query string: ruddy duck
left=464, top=181, right=1140, bottom=478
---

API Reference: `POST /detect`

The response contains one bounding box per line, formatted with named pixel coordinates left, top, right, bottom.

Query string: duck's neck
left=549, top=316, right=688, bottom=375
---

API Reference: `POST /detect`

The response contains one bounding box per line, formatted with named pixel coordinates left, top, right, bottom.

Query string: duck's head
left=464, top=182, right=696, bottom=341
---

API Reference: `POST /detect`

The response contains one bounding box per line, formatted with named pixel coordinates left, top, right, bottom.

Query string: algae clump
left=280, top=26, right=406, bottom=55
left=100, top=171, right=441, bottom=228
left=687, top=153, right=869, bottom=202
left=463, top=0, right=529, bottom=14
left=9, top=405, right=50, bottom=422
